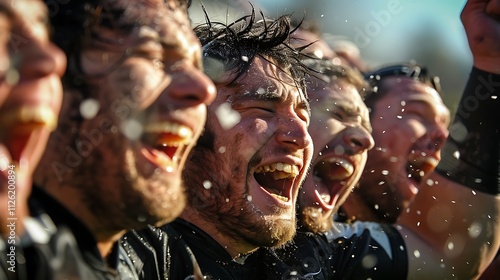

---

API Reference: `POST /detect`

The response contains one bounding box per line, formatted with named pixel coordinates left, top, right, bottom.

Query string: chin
left=298, top=206, right=331, bottom=234
left=257, top=216, right=296, bottom=248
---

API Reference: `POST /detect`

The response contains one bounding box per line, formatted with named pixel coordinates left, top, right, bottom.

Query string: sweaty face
left=0, top=0, right=65, bottom=189
left=47, top=0, right=215, bottom=229
left=357, top=77, right=449, bottom=221
left=298, top=79, right=373, bottom=233
left=184, top=56, right=312, bottom=251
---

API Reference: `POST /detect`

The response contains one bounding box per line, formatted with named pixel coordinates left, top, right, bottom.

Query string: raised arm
left=397, top=0, right=500, bottom=278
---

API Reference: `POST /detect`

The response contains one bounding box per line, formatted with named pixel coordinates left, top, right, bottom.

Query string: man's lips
left=140, top=121, right=194, bottom=171
left=313, top=156, right=354, bottom=206
left=254, top=162, right=299, bottom=204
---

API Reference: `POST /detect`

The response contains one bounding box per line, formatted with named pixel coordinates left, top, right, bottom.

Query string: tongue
left=313, top=176, right=331, bottom=204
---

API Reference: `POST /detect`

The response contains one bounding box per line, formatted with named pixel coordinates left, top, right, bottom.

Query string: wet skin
left=182, top=56, right=313, bottom=257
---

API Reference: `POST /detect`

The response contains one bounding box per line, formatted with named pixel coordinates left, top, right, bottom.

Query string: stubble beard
left=69, top=128, right=186, bottom=232
left=183, top=144, right=296, bottom=250
left=298, top=206, right=331, bottom=234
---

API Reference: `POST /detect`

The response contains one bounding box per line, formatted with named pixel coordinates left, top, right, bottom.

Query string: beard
left=297, top=205, right=333, bottom=234
left=182, top=125, right=296, bottom=249
left=51, top=110, right=186, bottom=232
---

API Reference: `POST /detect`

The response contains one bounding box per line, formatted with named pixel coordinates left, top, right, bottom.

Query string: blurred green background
left=189, top=0, right=471, bottom=114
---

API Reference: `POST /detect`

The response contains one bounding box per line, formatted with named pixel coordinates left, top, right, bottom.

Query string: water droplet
left=203, top=180, right=212, bottom=189
left=137, top=216, right=146, bottom=222
left=334, top=145, right=346, bottom=155
left=80, top=99, right=100, bottom=119
left=215, top=102, right=241, bottom=130
left=468, top=222, right=482, bottom=238
left=413, top=250, right=421, bottom=258
left=120, top=119, right=143, bottom=140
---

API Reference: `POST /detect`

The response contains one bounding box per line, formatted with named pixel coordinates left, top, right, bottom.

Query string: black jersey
left=272, top=221, right=408, bottom=279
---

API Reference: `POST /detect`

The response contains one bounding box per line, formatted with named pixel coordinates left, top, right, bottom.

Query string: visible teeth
left=156, top=139, right=183, bottom=148
left=254, top=162, right=299, bottom=178
left=0, top=105, right=57, bottom=131
left=143, top=122, right=193, bottom=138
left=270, top=193, right=289, bottom=202
left=325, top=157, right=354, bottom=176
left=143, top=122, right=193, bottom=145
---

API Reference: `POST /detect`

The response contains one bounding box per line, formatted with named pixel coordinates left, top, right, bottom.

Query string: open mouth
left=254, top=162, right=299, bottom=203
left=406, top=156, right=438, bottom=185
left=140, top=122, right=193, bottom=171
left=312, top=157, right=354, bottom=206
left=0, top=105, right=58, bottom=161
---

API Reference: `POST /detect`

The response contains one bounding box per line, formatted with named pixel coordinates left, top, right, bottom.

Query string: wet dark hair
left=301, top=58, right=369, bottom=97
left=362, top=62, right=441, bottom=112
left=194, top=6, right=311, bottom=102
left=44, top=0, right=190, bottom=89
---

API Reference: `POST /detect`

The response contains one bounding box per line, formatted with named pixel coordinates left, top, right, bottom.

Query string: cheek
left=108, top=61, right=169, bottom=110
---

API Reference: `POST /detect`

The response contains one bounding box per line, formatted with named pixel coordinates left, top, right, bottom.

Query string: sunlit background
left=190, top=0, right=470, bottom=113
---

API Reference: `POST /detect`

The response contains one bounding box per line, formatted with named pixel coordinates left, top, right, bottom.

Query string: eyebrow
left=236, top=87, right=311, bottom=114
left=331, top=100, right=372, bottom=131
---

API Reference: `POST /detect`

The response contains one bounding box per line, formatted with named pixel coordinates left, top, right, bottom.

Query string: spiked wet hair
left=194, top=6, right=311, bottom=103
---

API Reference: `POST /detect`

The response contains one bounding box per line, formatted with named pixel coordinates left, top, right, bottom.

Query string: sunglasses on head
left=364, top=63, right=441, bottom=94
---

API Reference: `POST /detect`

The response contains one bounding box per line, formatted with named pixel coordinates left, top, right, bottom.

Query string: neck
left=342, top=190, right=383, bottom=223
left=180, top=207, right=258, bottom=258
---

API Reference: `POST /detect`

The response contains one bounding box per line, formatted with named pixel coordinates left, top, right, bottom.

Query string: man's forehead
left=384, top=77, right=442, bottom=102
